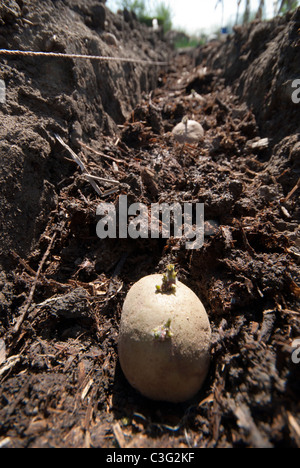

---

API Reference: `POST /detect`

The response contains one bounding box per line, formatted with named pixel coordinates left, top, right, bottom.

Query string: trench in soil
left=0, top=5, right=299, bottom=449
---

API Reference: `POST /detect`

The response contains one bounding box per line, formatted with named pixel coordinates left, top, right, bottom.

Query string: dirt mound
left=0, top=3, right=299, bottom=449
left=198, top=8, right=300, bottom=141
left=0, top=0, right=170, bottom=268
left=197, top=7, right=300, bottom=199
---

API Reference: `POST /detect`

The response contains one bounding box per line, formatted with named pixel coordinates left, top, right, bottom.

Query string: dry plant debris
left=0, top=1, right=299, bottom=449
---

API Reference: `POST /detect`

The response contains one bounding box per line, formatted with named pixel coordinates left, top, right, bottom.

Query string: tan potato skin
left=118, top=274, right=211, bottom=403
left=172, top=120, right=204, bottom=144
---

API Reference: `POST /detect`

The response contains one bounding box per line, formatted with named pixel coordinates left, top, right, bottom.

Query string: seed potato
left=118, top=271, right=211, bottom=403
left=172, top=118, right=204, bottom=144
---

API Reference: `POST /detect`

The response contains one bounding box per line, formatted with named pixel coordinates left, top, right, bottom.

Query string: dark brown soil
left=0, top=0, right=299, bottom=449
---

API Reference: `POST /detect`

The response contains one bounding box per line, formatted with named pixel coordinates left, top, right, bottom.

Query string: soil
left=0, top=0, right=299, bottom=449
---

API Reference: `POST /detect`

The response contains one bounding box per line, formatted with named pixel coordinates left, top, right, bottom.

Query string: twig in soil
left=112, top=422, right=126, bottom=448
left=101, top=186, right=120, bottom=197
left=241, top=226, right=256, bottom=256
left=81, top=378, right=93, bottom=401
left=0, top=438, right=11, bottom=449
left=11, top=251, right=72, bottom=314
left=55, top=134, right=102, bottom=196
left=287, top=412, right=300, bottom=447
left=12, top=232, right=57, bottom=334
left=132, top=412, right=181, bottom=434
left=282, top=177, right=300, bottom=203
left=11, top=250, right=37, bottom=277
left=82, top=173, right=120, bottom=185
left=78, top=141, right=126, bottom=165
left=0, top=355, right=21, bottom=377
left=281, top=309, right=300, bottom=316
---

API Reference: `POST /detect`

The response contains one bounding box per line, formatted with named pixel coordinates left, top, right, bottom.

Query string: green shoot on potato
left=156, top=264, right=177, bottom=294
left=153, top=318, right=173, bottom=341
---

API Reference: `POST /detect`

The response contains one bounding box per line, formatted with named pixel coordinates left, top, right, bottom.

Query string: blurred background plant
left=109, top=0, right=300, bottom=47
left=276, top=0, right=299, bottom=13
left=116, top=0, right=147, bottom=18
left=115, top=0, right=173, bottom=32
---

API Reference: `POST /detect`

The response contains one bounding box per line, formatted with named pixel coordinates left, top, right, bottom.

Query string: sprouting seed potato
left=118, top=266, right=211, bottom=403
left=172, top=117, right=204, bottom=144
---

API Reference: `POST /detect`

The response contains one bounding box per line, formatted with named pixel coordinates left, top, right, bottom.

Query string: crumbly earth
left=0, top=1, right=299, bottom=448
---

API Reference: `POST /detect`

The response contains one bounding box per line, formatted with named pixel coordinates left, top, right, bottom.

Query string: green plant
left=116, top=0, right=147, bottom=17
left=152, top=1, right=172, bottom=32
left=116, top=0, right=173, bottom=32
left=278, top=0, right=299, bottom=13
left=153, top=318, right=173, bottom=341
left=156, top=264, right=177, bottom=293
